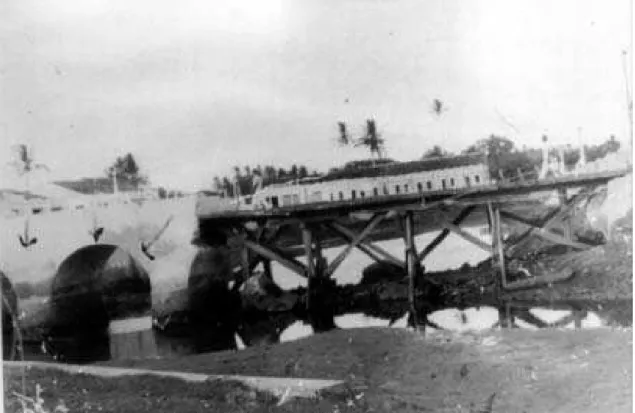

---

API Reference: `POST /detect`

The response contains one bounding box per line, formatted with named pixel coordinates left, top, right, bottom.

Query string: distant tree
left=298, top=165, right=308, bottom=178
left=263, top=165, right=277, bottom=184
left=106, top=153, right=148, bottom=190
left=157, top=187, right=167, bottom=199
left=422, top=145, right=450, bottom=159
left=254, top=165, right=263, bottom=177
left=462, top=135, right=529, bottom=179
left=222, top=177, right=233, bottom=197
left=290, top=164, right=299, bottom=179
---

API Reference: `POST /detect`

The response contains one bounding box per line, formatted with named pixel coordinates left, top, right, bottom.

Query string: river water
left=19, top=226, right=633, bottom=364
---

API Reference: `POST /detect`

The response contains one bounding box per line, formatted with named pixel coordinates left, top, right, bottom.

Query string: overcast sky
left=0, top=0, right=632, bottom=190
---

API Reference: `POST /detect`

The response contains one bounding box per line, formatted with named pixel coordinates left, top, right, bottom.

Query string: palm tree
left=356, top=118, right=385, bottom=159
left=431, top=99, right=447, bottom=117
left=337, top=121, right=351, bottom=146
left=9, top=144, right=49, bottom=177
left=9, top=144, right=49, bottom=248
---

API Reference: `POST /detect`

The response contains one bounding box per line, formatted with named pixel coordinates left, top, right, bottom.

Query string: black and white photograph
left=1, top=0, right=633, bottom=411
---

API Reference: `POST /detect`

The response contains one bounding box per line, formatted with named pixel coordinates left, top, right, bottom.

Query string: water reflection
left=28, top=299, right=631, bottom=364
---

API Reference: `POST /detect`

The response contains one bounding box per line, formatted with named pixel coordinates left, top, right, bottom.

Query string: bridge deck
left=196, top=169, right=628, bottom=224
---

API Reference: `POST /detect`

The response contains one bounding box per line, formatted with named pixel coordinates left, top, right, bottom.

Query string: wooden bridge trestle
left=199, top=170, right=628, bottom=329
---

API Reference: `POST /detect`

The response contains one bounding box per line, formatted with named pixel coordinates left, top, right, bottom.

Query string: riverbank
left=5, top=326, right=628, bottom=413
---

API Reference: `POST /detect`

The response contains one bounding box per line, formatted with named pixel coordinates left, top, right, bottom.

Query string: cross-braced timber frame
left=198, top=170, right=628, bottom=327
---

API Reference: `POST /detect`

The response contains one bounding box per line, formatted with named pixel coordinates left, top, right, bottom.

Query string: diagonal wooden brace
left=530, top=228, right=590, bottom=250
left=325, top=222, right=405, bottom=268
left=233, top=224, right=282, bottom=276
left=243, top=239, right=308, bottom=278
left=326, top=212, right=393, bottom=277
left=499, top=210, right=590, bottom=250
left=418, top=205, right=476, bottom=262
left=505, top=187, right=596, bottom=255
left=440, top=218, right=493, bottom=253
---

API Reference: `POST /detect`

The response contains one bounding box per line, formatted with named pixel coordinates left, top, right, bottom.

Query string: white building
left=244, top=155, right=492, bottom=209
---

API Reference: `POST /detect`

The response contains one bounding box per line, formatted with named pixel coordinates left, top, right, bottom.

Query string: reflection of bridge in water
left=26, top=299, right=631, bottom=364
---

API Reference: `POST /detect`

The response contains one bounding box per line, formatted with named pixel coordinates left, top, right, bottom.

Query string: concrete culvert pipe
left=2, top=270, right=19, bottom=360
left=48, top=244, right=151, bottom=334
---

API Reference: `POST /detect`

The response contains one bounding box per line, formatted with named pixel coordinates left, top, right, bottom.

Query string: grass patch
left=3, top=368, right=278, bottom=413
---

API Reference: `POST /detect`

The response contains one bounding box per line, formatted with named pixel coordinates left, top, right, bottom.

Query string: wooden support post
left=313, top=233, right=326, bottom=274
left=404, top=211, right=419, bottom=330
left=574, top=311, right=583, bottom=329
left=326, top=222, right=405, bottom=268
left=301, top=222, right=336, bottom=333
left=489, top=202, right=508, bottom=290
left=262, top=259, right=273, bottom=281
left=241, top=239, right=251, bottom=282
left=498, top=303, right=512, bottom=329
left=558, top=188, right=573, bottom=247
left=301, top=222, right=315, bottom=317
left=302, top=223, right=316, bottom=279
left=418, top=206, right=476, bottom=262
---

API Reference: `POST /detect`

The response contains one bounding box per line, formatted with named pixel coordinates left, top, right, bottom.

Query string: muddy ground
left=5, top=327, right=631, bottom=413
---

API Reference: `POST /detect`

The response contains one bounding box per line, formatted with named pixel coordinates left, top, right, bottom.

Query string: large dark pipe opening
left=2, top=271, right=18, bottom=360
left=46, top=244, right=151, bottom=363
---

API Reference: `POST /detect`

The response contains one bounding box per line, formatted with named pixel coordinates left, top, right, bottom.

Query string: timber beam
left=232, top=224, right=283, bottom=277
left=403, top=211, right=419, bottom=329
left=505, top=187, right=597, bottom=255
left=325, top=221, right=405, bottom=268
left=488, top=202, right=508, bottom=290
left=437, top=211, right=493, bottom=253
left=243, top=239, right=308, bottom=278
left=301, top=222, right=316, bottom=278
left=418, top=205, right=477, bottom=262
left=499, top=210, right=590, bottom=250
left=325, top=211, right=397, bottom=277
